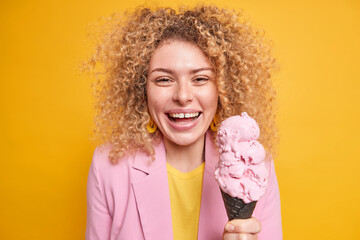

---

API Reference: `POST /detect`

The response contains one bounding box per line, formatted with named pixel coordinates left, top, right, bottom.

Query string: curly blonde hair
left=86, top=5, right=278, bottom=164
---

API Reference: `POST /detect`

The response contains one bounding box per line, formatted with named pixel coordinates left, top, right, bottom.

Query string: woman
left=86, top=5, right=282, bottom=240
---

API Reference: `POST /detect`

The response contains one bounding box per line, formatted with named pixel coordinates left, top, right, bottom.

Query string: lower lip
left=166, top=114, right=201, bottom=131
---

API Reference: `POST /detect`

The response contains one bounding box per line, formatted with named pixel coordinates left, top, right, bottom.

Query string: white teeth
left=169, top=112, right=200, bottom=118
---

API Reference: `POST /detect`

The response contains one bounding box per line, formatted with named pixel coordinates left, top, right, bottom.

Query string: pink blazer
left=86, top=132, right=282, bottom=240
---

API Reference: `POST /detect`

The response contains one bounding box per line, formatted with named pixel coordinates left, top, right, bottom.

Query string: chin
left=165, top=132, right=206, bottom=147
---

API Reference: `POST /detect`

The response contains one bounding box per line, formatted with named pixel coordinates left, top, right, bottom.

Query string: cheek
left=147, top=86, right=172, bottom=110
left=147, top=98, right=159, bottom=115
left=202, top=86, right=218, bottom=110
left=146, top=86, right=157, bottom=111
left=147, top=91, right=166, bottom=119
left=211, top=89, right=219, bottom=105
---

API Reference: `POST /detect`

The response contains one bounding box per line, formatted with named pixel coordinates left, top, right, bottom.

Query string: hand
left=222, top=217, right=261, bottom=240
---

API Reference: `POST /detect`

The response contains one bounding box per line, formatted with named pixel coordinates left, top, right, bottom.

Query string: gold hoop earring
left=210, top=114, right=219, bottom=131
left=147, top=118, right=157, bottom=133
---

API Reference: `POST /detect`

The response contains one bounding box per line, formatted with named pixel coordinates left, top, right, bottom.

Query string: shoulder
left=90, top=144, right=136, bottom=191
left=92, top=144, right=131, bottom=170
left=265, top=155, right=277, bottom=186
left=258, top=154, right=280, bottom=206
left=253, top=155, right=283, bottom=239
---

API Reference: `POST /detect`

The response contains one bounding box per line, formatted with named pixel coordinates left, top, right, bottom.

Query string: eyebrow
left=149, top=67, right=214, bottom=74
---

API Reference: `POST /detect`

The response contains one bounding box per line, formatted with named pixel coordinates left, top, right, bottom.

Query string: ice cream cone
left=215, top=114, right=268, bottom=220
left=221, top=190, right=257, bottom=220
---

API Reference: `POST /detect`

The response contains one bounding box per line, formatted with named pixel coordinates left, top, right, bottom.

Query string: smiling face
left=146, top=40, right=218, bottom=147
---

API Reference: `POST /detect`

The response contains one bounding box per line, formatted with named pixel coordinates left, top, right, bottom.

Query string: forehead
left=148, top=39, right=212, bottom=70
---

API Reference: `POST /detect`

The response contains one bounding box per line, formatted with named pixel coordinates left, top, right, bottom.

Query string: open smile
left=167, top=112, right=202, bottom=124
left=164, top=111, right=202, bottom=130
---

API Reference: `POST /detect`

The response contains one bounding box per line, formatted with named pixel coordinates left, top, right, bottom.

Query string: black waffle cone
left=221, top=190, right=257, bottom=220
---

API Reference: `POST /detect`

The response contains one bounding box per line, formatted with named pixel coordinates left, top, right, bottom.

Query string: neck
left=163, top=136, right=205, bottom=173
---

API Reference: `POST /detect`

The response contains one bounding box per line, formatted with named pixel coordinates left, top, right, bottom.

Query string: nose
left=173, top=80, right=193, bottom=105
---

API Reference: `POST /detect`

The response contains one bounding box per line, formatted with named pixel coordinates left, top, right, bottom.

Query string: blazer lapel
left=198, top=131, right=228, bottom=239
left=131, top=141, right=173, bottom=240
left=131, top=132, right=227, bottom=240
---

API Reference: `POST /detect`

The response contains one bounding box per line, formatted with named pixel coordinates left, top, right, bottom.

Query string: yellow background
left=1, top=0, right=359, bottom=239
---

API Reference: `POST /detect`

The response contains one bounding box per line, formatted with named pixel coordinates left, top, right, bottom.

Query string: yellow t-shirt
left=167, top=162, right=205, bottom=240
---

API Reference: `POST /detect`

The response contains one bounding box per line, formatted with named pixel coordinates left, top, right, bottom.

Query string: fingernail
left=225, top=223, right=235, bottom=232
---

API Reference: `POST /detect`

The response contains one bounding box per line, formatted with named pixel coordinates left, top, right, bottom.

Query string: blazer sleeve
left=85, top=148, right=112, bottom=240
left=254, top=159, right=283, bottom=240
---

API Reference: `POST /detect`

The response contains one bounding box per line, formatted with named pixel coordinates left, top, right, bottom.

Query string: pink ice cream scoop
left=215, top=112, right=269, bottom=204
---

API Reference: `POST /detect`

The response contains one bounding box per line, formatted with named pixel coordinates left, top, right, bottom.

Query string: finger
left=223, top=232, right=258, bottom=240
left=224, top=217, right=261, bottom=234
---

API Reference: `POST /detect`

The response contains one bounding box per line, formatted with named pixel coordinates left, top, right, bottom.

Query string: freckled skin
left=146, top=40, right=218, bottom=148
